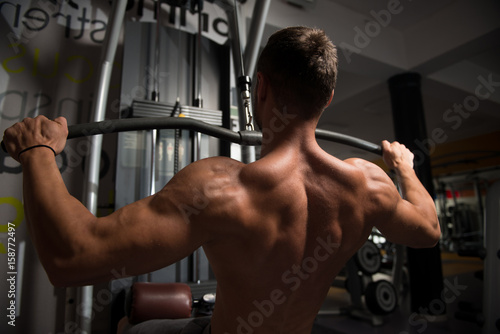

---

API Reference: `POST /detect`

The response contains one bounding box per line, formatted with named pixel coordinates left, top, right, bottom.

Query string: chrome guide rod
left=196, top=5, right=203, bottom=107
left=150, top=129, right=157, bottom=196
left=153, top=0, right=161, bottom=101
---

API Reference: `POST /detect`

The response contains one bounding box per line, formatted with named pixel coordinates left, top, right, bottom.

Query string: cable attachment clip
left=238, top=76, right=253, bottom=131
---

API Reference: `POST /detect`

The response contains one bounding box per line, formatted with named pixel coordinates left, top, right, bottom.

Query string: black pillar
left=388, top=72, right=445, bottom=316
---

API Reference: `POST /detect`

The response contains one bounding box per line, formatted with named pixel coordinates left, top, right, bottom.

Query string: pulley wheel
left=365, top=280, right=398, bottom=315
left=355, top=240, right=381, bottom=275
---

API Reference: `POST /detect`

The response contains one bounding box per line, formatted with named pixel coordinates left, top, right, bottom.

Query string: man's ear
left=326, top=90, right=334, bottom=107
left=256, top=72, right=268, bottom=101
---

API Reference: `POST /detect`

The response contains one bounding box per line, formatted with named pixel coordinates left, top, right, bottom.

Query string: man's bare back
left=196, top=152, right=373, bottom=332
left=2, top=26, right=440, bottom=334
left=160, top=135, right=435, bottom=333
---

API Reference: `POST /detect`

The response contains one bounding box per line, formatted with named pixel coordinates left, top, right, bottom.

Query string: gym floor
left=313, top=252, right=484, bottom=334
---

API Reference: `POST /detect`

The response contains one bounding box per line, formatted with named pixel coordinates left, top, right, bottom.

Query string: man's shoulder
left=165, top=157, right=249, bottom=226
left=181, top=156, right=245, bottom=176
left=343, top=157, right=388, bottom=180
left=201, top=156, right=245, bottom=168
left=166, top=156, right=246, bottom=200
left=343, top=157, right=375, bottom=168
left=344, top=157, right=399, bottom=212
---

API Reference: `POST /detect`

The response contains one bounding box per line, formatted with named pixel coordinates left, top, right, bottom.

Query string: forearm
left=21, top=149, right=96, bottom=276
left=395, top=163, right=439, bottom=229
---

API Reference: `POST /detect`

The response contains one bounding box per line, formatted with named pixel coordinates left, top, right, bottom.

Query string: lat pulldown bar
left=2, top=117, right=382, bottom=156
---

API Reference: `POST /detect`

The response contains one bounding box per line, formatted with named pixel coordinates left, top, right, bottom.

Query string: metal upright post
left=66, top=1, right=128, bottom=333
left=226, top=2, right=247, bottom=128
left=244, top=0, right=271, bottom=79
left=226, top=0, right=266, bottom=163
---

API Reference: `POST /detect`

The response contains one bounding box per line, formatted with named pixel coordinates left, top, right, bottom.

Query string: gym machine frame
left=77, top=1, right=269, bottom=332
left=0, top=0, right=391, bottom=332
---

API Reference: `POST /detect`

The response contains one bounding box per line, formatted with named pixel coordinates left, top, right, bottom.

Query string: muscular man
left=3, top=26, right=440, bottom=333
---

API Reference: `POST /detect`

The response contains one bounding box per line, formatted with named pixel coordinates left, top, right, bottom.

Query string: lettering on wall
left=0, top=0, right=108, bottom=44
left=0, top=0, right=229, bottom=46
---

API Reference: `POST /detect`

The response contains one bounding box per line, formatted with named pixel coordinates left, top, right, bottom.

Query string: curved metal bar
left=315, top=128, right=382, bottom=156
left=68, top=117, right=382, bottom=155
left=2, top=117, right=383, bottom=156
left=68, top=117, right=242, bottom=143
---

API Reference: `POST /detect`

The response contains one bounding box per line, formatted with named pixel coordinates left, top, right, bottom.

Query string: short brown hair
left=256, top=26, right=338, bottom=117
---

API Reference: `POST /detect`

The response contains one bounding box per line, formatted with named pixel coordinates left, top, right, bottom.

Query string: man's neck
left=259, top=115, right=319, bottom=158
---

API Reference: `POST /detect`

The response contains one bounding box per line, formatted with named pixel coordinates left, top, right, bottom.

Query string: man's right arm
left=361, top=141, right=441, bottom=248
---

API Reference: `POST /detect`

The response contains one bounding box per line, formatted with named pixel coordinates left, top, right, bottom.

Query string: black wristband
left=18, top=145, right=56, bottom=159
